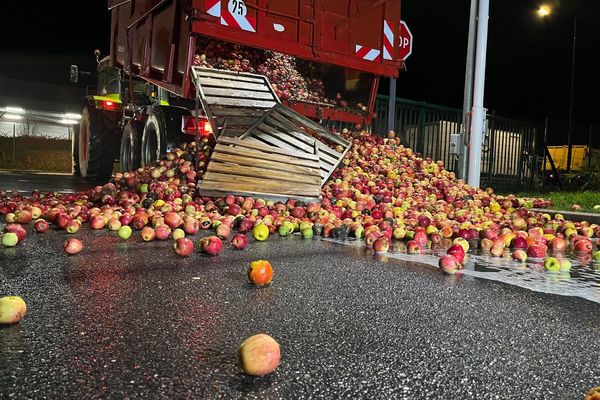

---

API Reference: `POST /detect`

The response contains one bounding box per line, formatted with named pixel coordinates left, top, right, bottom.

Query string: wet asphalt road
left=1, top=227, right=600, bottom=399
left=1, top=173, right=600, bottom=399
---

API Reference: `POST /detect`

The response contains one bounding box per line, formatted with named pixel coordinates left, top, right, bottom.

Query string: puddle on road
left=324, top=238, right=600, bottom=305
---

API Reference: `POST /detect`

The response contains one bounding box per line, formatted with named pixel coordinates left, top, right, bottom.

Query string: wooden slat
left=205, top=97, right=277, bottom=109
left=253, top=124, right=315, bottom=154
left=199, top=77, right=274, bottom=92
left=210, top=108, right=267, bottom=118
left=201, top=173, right=320, bottom=197
left=219, top=137, right=319, bottom=161
left=202, top=87, right=277, bottom=101
left=210, top=152, right=321, bottom=176
left=214, top=144, right=319, bottom=169
left=207, top=162, right=321, bottom=186
left=196, top=70, right=266, bottom=83
left=274, top=104, right=349, bottom=147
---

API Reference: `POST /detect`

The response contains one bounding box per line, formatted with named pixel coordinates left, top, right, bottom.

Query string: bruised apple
left=238, top=334, right=281, bottom=376
left=248, top=260, right=273, bottom=286
left=0, top=296, right=27, bottom=325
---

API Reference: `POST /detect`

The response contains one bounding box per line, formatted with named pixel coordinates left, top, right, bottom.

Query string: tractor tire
left=119, top=120, right=143, bottom=172
left=141, top=106, right=168, bottom=167
left=78, top=105, right=118, bottom=180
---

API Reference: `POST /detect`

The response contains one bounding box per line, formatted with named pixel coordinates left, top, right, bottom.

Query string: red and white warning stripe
left=204, top=0, right=256, bottom=33
left=220, top=10, right=256, bottom=33
left=355, top=45, right=381, bottom=62
left=382, top=20, right=394, bottom=60
left=206, top=0, right=220, bottom=17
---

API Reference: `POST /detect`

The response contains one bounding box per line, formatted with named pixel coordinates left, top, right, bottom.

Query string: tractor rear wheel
left=119, top=120, right=142, bottom=172
left=78, top=105, right=118, bottom=180
left=141, top=106, right=167, bottom=167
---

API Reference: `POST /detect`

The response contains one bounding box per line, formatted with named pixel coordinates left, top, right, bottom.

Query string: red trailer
left=75, top=0, right=402, bottom=180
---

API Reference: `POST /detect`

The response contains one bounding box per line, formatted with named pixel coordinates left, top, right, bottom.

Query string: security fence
left=374, top=95, right=542, bottom=190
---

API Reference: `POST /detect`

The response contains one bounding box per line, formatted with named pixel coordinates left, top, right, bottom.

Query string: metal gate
left=374, top=95, right=541, bottom=190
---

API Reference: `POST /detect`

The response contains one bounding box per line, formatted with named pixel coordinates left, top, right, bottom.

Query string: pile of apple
left=192, top=38, right=358, bottom=110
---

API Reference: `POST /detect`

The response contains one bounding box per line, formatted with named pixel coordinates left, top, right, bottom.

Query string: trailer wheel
left=119, top=120, right=142, bottom=172
left=78, top=105, right=117, bottom=180
left=141, top=106, right=167, bottom=166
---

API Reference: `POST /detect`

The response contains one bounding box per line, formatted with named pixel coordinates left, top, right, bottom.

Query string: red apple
left=439, top=254, right=461, bottom=274
left=34, top=219, right=49, bottom=233
left=447, top=244, right=465, bottom=263
left=4, top=224, right=26, bottom=242
left=231, top=233, right=248, bottom=250
left=373, top=237, right=390, bottom=253
left=173, top=237, right=194, bottom=257
left=64, top=238, right=83, bottom=255
left=155, top=224, right=171, bottom=240
left=248, top=260, right=273, bottom=286
left=238, top=334, right=280, bottom=376
left=198, top=236, right=223, bottom=256
left=141, top=226, right=156, bottom=241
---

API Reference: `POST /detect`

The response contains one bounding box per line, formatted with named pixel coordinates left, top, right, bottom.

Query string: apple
left=172, top=228, right=186, bottom=240
left=238, top=334, right=280, bottom=376
left=141, top=226, right=156, bottom=242
left=155, top=224, right=171, bottom=240
left=252, top=224, right=269, bottom=242
left=373, top=237, right=389, bottom=253
left=490, top=243, right=505, bottom=257
left=512, top=250, right=527, bottom=262
left=248, top=260, right=273, bottom=286
left=232, top=233, right=248, bottom=250
left=1, top=232, right=18, bottom=247
left=5, top=224, right=26, bottom=242
left=574, top=239, right=593, bottom=253
left=549, top=237, right=567, bottom=252
left=65, top=219, right=81, bottom=234
left=447, top=244, right=465, bottom=263
left=592, top=251, right=600, bottom=262
left=452, top=237, right=470, bottom=253
left=15, top=210, right=32, bottom=224
left=173, top=237, right=194, bottom=257
left=64, top=238, right=83, bottom=255
left=199, top=236, right=223, bottom=256
left=0, top=296, right=27, bottom=325
left=164, top=211, right=183, bottom=229
left=544, top=257, right=561, bottom=272
left=215, top=223, right=231, bottom=240
left=301, top=227, right=314, bottom=239
left=559, top=259, right=572, bottom=272
left=583, top=387, right=600, bottom=400
left=479, top=238, right=494, bottom=252
left=34, top=219, right=49, bottom=233
left=510, top=236, right=527, bottom=249
left=108, top=218, right=122, bottom=231
left=278, top=225, right=290, bottom=237
left=527, top=244, right=547, bottom=258
left=439, top=254, right=461, bottom=275
left=117, top=225, right=133, bottom=240
left=407, top=240, right=422, bottom=254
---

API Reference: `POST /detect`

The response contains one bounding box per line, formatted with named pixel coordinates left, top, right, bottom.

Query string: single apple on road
left=199, top=236, right=223, bottom=256
left=173, top=237, right=194, bottom=257
left=238, top=334, right=280, bottom=376
left=64, top=238, right=83, bottom=255
left=439, top=254, right=461, bottom=275
left=34, top=219, right=50, bottom=233
left=248, top=260, right=273, bottom=286
left=1, top=232, right=19, bottom=247
left=0, top=296, right=27, bottom=325
left=117, top=225, right=133, bottom=240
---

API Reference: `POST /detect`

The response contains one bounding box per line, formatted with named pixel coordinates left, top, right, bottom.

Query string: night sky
left=1, top=1, right=598, bottom=143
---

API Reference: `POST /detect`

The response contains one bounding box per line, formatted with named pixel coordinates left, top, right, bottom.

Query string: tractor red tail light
left=182, top=115, right=213, bottom=136
left=95, top=100, right=122, bottom=111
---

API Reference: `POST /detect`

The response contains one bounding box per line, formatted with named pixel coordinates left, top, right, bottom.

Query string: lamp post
left=537, top=5, right=577, bottom=173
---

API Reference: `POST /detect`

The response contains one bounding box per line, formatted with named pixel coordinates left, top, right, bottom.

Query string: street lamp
left=537, top=4, right=577, bottom=173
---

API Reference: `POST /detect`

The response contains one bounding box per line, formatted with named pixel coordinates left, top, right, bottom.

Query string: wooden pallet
left=197, top=137, right=321, bottom=203
left=191, top=67, right=280, bottom=137
left=240, top=103, right=352, bottom=186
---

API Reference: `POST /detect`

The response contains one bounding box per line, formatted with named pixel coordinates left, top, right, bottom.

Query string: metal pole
left=459, top=0, right=478, bottom=180
left=387, top=78, right=397, bottom=133
left=467, top=0, right=489, bottom=188
left=566, top=14, right=577, bottom=172
left=588, top=123, right=593, bottom=168
left=12, top=124, right=16, bottom=169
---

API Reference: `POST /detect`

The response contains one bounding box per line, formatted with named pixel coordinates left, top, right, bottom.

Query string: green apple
left=544, top=257, right=561, bottom=272
left=593, top=205, right=600, bottom=212
left=278, top=226, right=290, bottom=237
left=353, top=226, right=364, bottom=239
left=299, top=221, right=312, bottom=232
left=1, top=232, right=18, bottom=247
left=559, top=259, right=572, bottom=272
left=592, top=251, right=600, bottom=261
left=138, top=183, right=149, bottom=193
left=117, top=225, right=133, bottom=240
left=301, top=227, right=314, bottom=239
left=172, top=228, right=185, bottom=240
left=252, top=224, right=269, bottom=242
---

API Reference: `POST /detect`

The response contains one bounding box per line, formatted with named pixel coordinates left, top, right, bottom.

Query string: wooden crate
left=240, top=103, right=352, bottom=186
left=198, top=137, right=321, bottom=203
left=191, top=67, right=280, bottom=137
